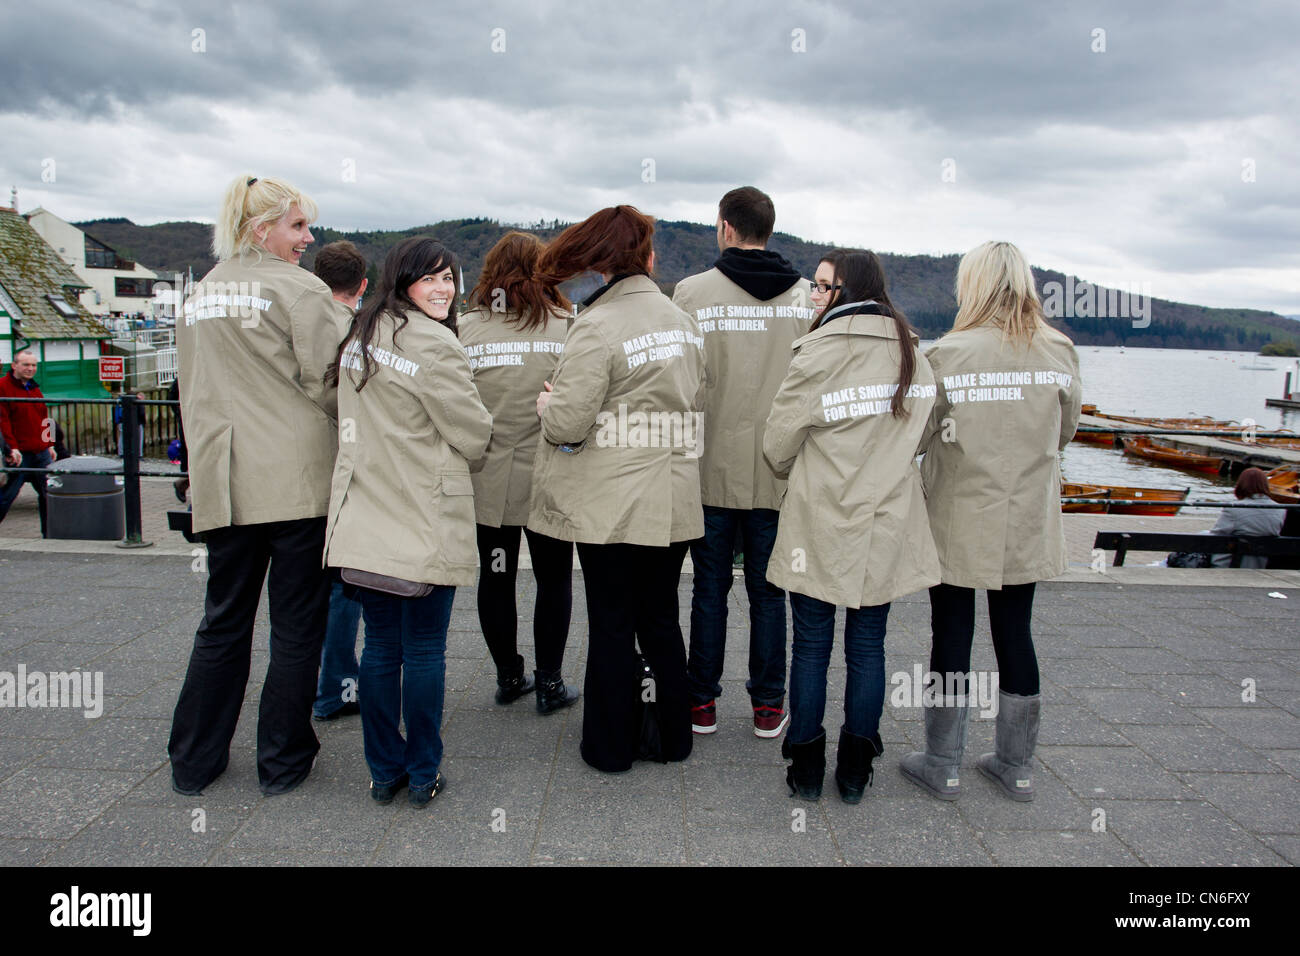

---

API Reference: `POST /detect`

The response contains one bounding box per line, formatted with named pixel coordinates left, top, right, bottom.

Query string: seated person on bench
left=1207, top=468, right=1286, bottom=568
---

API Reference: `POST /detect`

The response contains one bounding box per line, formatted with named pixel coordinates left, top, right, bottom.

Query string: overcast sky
left=2, top=0, right=1297, bottom=314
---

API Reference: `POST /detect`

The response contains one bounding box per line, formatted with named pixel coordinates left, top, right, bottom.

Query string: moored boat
left=1265, top=467, right=1300, bottom=504
left=1061, top=481, right=1188, bottom=515
left=1121, top=436, right=1225, bottom=475
left=1061, top=482, right=1109, bottom=513
left=1099, top=484, right=1190, bottom=515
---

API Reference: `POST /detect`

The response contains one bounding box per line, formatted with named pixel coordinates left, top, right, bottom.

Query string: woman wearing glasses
left=764, top=249, right=941, bottom=803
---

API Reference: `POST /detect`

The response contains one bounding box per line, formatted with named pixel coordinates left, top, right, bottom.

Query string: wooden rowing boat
left=1121, top=436, right=1225, bottom=475
left=1093, top=411, right=1237, bottom=430
left=1265, top=467, right=1300, bottom=504
left=1098, top=484, right=1189, bottom=515
left=1061, top=482, right=1109, bottom=513
left=1061, top=481, right=1188, bottom=515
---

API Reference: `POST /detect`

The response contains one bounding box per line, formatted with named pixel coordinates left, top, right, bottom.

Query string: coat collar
left=795, top=307, right=917, bottom=350
left=581, top=273, right=658, bottom=309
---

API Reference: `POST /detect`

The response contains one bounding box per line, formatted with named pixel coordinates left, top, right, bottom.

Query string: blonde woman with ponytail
left=169, top=174, right=349, bottom=797
left=902, top=241, right=1082, bottom=805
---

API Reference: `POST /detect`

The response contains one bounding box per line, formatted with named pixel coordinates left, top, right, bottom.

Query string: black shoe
left=495, top=656, right=535, bottom=705
left=783, top=729, right=825, bottom=800
left=834, top=728, right=884, bottom=805
left=173, top=478, right=189, bottom=503
left=535, top=669, right=579, bottom=715
left=313, top=701, right=361, bottom=721
left=409, top=773, right=445, bottom=808
left=369, top=773, right=409, bottom=805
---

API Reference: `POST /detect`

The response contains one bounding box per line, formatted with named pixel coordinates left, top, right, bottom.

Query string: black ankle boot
left=782, top=729, right=825, bottom=800
left=535, top=669, right=579, bottom=715
left=494, top=656, right=535, bottom=705
left=834, top=729, right=883, bottom=805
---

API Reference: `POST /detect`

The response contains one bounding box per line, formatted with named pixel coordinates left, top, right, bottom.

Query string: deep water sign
left=99, top=356, right=124, bottom=382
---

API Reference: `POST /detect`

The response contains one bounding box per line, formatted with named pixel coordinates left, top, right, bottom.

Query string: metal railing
left=1, top=394, right=183, bottom=546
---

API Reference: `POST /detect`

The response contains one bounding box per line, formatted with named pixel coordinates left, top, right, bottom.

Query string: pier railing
left=2, top=399, right=1298, bottom=549
left=1, top=394, right=181, bottom=546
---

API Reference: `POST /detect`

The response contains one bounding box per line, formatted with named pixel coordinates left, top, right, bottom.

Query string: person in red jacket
left=0, top=350, right=59, bottom=535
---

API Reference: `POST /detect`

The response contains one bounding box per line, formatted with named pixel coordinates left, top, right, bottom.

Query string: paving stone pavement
left=0, top=548, right=1296, bottom=866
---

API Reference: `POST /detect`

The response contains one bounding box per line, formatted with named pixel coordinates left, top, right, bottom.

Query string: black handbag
left=1166, top=551, right=1211, bottom=569
left=636, top=654, right=667, bottom=763
left=339, top=567, right=433, bottom=598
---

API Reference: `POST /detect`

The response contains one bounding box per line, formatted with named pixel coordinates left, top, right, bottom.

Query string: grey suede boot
left=977, top=691, right=1040, bottom=802
left=899, top=695, right=970, bottom=801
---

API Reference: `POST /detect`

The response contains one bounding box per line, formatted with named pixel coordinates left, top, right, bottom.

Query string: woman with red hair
left=461, top=231, right=579, bottom=713
left=529, top=206, right=706, bottom=773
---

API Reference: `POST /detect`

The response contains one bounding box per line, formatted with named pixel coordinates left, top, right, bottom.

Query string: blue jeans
left=687, top=506, right=787, bottom=707
left=356, top=585, right=454, bottom=789
left=314, top=580, right=362, bottom=717
left=787, top=591, right=889, bottom=745
left=0, top=448, right=53, bottom=535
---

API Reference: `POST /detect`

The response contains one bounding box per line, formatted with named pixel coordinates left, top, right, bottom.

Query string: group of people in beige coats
left=168, top=174, right=1080, bottom=811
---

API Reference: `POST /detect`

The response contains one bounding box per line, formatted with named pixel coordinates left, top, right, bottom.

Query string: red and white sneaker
left=753, top=704, right=790, bottom=738
left=691, top=701, right=717, bottom=734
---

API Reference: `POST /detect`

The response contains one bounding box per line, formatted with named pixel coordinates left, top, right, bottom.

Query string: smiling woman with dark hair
left=324, top=235, right=492, bottom=807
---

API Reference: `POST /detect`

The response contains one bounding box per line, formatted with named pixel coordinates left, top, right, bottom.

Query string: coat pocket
left=436, top=472, right=477, bottom=567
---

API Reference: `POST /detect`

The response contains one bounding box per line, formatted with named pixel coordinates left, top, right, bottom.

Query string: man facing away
left=0, top=350, right=59, bottom=536
left=310, top=240, right=368, bottom=720
left=671, top=187, right=815, bottom=737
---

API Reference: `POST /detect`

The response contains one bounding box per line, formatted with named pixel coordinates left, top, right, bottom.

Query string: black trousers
left=576, top=540, right=692, bottom=773
left=475, top=524, right=573, bottom=674
left=928, top=582, right=1040, bottom=696
left=168, top=517, right=330, bottom=793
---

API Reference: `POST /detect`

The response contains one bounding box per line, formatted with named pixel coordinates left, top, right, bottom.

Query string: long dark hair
left=815, top=249, right=916, bottom=418
left=470, top=231, right=571, bottom=333
left=328, top=236, right=459, bottom=391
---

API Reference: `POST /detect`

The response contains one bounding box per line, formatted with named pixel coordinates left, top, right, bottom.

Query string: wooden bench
left=1093, top=531, right=1300, bottom=567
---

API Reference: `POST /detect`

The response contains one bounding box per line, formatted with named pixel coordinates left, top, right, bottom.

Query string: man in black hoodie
left=671, top=186, right=815, bottom=739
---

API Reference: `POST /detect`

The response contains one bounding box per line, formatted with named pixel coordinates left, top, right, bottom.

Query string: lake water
left=921, top=344, right=1300, bottom=507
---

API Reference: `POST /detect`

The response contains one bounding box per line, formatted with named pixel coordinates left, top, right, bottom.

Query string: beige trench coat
left=324, top=310, right=493, bottom=586
left=177, top=251, right=342, bottom=533
left=528, top=275, right=706, bottom=546
left=919, top=323, right=1083, bottom=589
left=672, top=267, right=814, bottom=511
left=459, top=306, right=567, bottom=527
left=764, top=311, right=941, bottom=608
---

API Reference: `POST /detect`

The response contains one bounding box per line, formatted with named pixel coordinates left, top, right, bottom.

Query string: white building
left=26, top=207, right=158, bottom=319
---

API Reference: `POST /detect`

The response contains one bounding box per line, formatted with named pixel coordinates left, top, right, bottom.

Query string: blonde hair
left=952, top=240, right=1044, bottom=345
left=212, top=174, right=319, bottom=261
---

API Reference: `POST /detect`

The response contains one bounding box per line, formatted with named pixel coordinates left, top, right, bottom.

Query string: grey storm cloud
left=1, top=0, right=1297, bottom=311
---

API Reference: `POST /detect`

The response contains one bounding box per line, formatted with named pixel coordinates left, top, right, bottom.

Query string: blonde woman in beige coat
left=170, top=174, right=344, bottom=797
left=460, top=232, right=578, bottom=713
left=765, top=249, right=940, bottom=803
left=530, top=206, right=706, bottom=774
left=324, top=236, right=492, bottom=807
left=902, top=240, right=1082, bottom=803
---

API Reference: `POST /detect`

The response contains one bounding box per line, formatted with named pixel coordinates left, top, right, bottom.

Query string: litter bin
left=46, top=456, right=126, bottom=541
